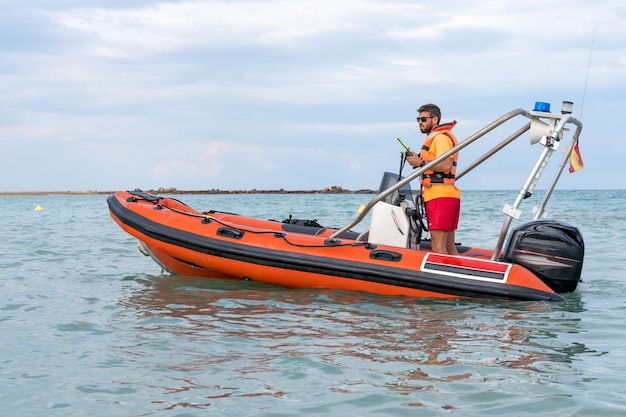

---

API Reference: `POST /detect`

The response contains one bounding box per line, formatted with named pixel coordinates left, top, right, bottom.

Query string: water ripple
left=1, top=193, right=626, bottom=416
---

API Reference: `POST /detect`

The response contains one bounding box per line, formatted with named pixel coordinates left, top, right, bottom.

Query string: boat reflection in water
left=114, top=274, right=596, bottom=411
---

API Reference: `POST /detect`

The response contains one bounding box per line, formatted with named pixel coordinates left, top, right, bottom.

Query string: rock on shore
left=1, top=187, right=376, bottom=196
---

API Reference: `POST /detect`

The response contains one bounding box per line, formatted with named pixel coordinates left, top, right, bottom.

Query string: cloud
left=1, top=0, right=625, bottom=191
left=150, top=159, right=224, bottom=179
left=48, top=1, right=358, bottom=56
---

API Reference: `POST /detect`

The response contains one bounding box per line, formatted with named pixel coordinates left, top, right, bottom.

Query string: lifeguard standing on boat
left=406, top=103, right=461, bottom=255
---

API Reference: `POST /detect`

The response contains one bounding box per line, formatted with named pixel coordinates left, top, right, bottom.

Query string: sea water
left=1, top=190, right=625, bottom=416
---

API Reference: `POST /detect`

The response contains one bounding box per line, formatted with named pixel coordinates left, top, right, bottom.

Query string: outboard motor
left=502, top=220, right=584, bottom=293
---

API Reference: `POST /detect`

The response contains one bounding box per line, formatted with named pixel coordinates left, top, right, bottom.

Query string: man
left=406, top=103, right=460, bottom=255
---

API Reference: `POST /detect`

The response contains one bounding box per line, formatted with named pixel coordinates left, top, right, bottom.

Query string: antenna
left=579, top=26, right=596, bottom=120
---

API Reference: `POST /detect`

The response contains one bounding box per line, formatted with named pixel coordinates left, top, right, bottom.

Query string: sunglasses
left=417, top=116, right=434, bottom=122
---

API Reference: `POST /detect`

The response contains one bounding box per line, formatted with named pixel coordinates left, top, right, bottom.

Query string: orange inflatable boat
left=108, top=103, right=585, bottom=301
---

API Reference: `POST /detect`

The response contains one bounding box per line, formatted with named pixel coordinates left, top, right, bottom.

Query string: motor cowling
left=502, top=220, right=584, bottom=293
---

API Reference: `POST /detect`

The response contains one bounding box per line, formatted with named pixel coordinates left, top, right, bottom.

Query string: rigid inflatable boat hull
left=108, top=190, right=563, bottom=301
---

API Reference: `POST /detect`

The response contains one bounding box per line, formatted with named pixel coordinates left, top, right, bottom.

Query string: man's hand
left=406, top=153, right=424, bottom=168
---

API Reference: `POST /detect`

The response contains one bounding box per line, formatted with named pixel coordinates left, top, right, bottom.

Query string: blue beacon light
left=533, top=101, right=551, bottom=112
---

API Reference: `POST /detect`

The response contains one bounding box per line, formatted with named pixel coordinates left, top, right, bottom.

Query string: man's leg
left=430, top=230, right=448, bottom=254
left=446, top=231, right=458, bottom=255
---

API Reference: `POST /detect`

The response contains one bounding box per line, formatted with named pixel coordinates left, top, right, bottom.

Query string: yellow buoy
left=34, top=204, right=43, bottom=211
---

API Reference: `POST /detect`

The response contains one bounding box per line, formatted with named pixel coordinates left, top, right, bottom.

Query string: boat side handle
left=217, top=227, right=245, bottom=240
left=369, top=250, right=402, bottom=262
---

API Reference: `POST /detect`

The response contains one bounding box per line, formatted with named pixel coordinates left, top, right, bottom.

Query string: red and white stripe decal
left=420, top=253, right=512, bottom=283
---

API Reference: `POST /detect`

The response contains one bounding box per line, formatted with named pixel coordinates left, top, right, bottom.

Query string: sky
left=1, top=0, right=625, bottom=192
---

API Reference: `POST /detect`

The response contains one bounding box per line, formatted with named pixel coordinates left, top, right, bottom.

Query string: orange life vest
left=420, top=121, right=458, bottom=187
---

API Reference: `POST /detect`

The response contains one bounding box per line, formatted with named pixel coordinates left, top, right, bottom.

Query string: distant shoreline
left=0, top=188, right=378, bottom=196
left=0, top=188, right=601, bottom=196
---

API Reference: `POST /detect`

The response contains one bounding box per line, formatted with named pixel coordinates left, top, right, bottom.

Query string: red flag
left=568, top=143, right=584, bottom=173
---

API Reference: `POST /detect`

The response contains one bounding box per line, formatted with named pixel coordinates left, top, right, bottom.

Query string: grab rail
left=330, top=108, right=529, bottom=239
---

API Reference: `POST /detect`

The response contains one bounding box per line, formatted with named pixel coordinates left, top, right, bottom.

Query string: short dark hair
left=417, top=103, right=441, bottom=120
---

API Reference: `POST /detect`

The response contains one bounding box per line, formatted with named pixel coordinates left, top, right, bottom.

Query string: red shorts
left=426, top=197, right=460, bottom=231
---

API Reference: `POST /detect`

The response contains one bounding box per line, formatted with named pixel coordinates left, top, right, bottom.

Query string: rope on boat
left=143, top=200, right=370, bottom=250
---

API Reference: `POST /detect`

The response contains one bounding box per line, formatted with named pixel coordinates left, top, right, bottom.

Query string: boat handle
left=369, top=250, right=402, bottom=262
left=217, top=227, right=245, bottom=240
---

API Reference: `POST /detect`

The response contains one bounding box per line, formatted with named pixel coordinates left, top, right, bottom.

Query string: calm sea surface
left=1, top=190, right=625, bottom=416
